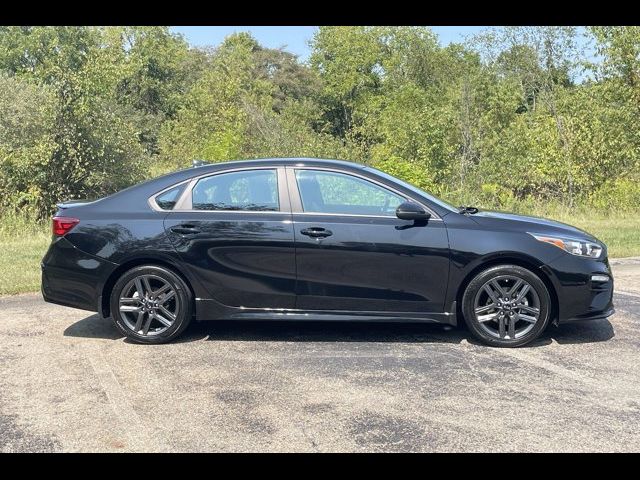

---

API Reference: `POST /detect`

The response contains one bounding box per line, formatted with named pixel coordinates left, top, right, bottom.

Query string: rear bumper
left=41, top=236, right=117, bottom=312
left=542, top=254, right=614, bottom=324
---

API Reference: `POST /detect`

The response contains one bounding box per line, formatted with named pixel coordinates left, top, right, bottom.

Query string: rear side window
left=155, top=184, right=185, bottom=210
left=191, top=169, right=279, bottom=211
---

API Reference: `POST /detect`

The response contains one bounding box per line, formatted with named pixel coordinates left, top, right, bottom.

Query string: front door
left=164, top=167, right=296, bottom=309
left=289, top=168, right=450, bottom=314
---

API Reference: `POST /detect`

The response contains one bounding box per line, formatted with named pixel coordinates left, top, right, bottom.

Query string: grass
left=0, top=210, right=638, bottom=296
left=0, top=216, right=50, bottom=295
left=550, top=213, right=640, bottom=259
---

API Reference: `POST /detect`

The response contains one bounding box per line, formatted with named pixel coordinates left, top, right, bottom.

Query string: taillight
left=52, top=216, right=80, bottom=236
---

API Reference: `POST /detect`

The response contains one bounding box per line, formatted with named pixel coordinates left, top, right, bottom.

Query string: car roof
left=190, top=157, right=367, bottom=171
left=148, top=158, right=368, bottom=190
left=101, top=158, right=365, bottom=204
left=85, top=157, right=453, bottom=218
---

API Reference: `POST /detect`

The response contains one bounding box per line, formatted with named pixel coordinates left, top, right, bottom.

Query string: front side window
left=364, top=166, right=457, bottom=213
left=295, top=169, right=404, bottom=216
left=192, top=169, right=279, bottom=211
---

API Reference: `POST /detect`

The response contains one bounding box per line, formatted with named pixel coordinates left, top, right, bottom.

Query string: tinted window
left=295, top=170, right=404, bottom=216
left=364, top=166, right=457, bottom=213
left=192, top=169, right=279, bottom=211
left=155, top=184, right=185, bottom=210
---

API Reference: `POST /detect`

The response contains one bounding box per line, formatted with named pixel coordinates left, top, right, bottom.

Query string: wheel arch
left=454, top=254, right=559, bottom=325
left=100, top=257, right=197, bottom=319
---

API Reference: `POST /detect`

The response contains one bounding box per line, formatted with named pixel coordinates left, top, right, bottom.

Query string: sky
left=170, top=26, right=488, bottom=61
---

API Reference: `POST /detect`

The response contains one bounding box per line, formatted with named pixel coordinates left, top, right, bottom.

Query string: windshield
left=364, top=166, right=458, bottom=213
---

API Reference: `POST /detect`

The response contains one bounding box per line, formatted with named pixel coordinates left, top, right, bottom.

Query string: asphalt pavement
left=1, top=261, right=639, bottom=452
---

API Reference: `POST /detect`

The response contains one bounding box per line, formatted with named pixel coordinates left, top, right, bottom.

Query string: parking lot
left=1, top=260, right=639, bottom=452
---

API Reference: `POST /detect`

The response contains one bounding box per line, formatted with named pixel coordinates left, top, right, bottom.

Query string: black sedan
left=41, top=158, right=614, bottom=347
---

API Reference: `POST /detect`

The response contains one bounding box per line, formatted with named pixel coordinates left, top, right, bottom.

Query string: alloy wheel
left=118, top=274, right=179, bottom=336
left=473, top=275, right=541, bottom=340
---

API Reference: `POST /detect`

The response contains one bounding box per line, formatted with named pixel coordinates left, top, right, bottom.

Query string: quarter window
left=295, top=169, right=404, bottom=216
left=192, top=169, right=279, bottom=211
left=155, top=184, right=185, bottom=210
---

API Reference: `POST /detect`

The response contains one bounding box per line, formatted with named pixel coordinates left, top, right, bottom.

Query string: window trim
left=148, top=179, right=192, bottom=212
left=149, top=166, right=291, bottom=214
left=285, top=166, right=441, bottom=220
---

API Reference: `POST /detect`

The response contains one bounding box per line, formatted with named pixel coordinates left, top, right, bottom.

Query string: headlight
left=529, top=233, right=603, bottom=258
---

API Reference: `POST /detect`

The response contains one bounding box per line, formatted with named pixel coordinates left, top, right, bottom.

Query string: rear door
left=162, top=167, right=296, bottom=309
left=287, top=167, right=450, bottom=314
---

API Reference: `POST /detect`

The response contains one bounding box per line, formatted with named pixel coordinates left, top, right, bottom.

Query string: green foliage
left=1, top=25, right=640, bottom=222
left=588, top=178, right=640, bottom=213
left=0, top=27, right=186, bottom=217
left=4, top=25, right=640, bottom=296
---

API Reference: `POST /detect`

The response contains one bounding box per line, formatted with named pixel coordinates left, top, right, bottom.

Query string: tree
left=0, top=27, right=150, bottom=217
left=2, top=25, right=639, bottom=220
left=473, top=26, right=581, bottom=206
left=310, top=26, right=384, bottom=137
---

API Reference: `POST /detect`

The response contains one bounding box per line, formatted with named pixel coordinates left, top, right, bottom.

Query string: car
left=41, top=158, right=615, bottom=347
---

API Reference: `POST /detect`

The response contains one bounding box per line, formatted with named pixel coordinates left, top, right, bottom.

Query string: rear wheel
left=109, top=265, right=193, bottom=344
left=462, top=265, right=551, bottom=347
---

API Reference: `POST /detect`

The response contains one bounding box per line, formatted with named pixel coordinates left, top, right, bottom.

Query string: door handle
left=170, top=224, right=202, bottom=235
left=300, top=227, right=333, bottom=238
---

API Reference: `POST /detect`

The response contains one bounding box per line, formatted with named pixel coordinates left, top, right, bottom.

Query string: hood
left=469, top=210, right=599, bottom=243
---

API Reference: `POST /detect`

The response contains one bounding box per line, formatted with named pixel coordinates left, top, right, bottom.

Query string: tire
left=109, top=265, right=193, bottom=344
left=461, top=264, right=551, bottom=347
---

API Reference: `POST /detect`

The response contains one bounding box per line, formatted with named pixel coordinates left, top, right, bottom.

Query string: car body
left=41, top=158, right=615, bottom=346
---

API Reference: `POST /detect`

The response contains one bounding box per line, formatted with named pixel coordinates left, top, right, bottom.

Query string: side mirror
left=396, top=202, right=431, bottom=222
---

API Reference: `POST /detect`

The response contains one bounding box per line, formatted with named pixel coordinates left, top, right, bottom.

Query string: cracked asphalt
left=1, top=261, right=639, bottom=452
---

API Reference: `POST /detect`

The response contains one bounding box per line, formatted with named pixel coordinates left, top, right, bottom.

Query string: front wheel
left=461, top=264, right=551, bottom=347
left=109, top=265, right=193, bottom=344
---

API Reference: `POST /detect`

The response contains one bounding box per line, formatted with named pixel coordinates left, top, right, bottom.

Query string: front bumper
left=541, top=253, right=614, bottom=324
left=41, top=236, right=117, bottom=312
left=561, top=306, right=615, bottom=323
